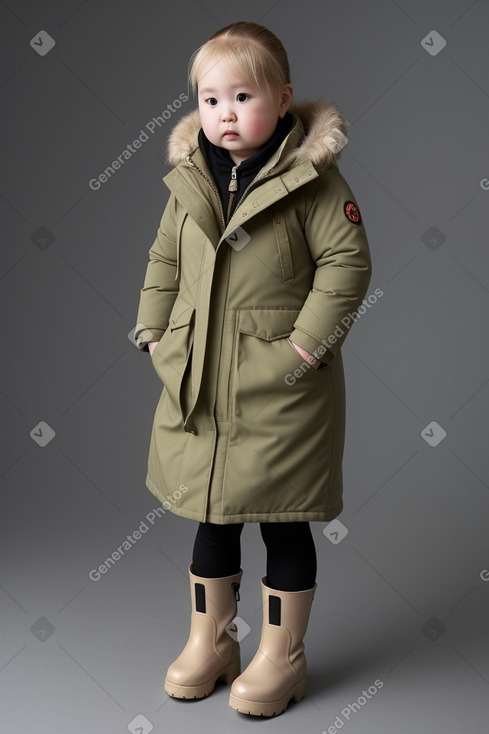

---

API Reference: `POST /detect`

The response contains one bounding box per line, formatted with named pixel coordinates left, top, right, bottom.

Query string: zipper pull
left=228, top=165, right=238, bottom=192
left=231, top=581, right=240, bottom=601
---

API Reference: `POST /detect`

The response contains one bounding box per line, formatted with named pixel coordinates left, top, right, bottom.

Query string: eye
left=205, top=97, right=218, bottom=106
left=236, top=93, right=249, bottom=102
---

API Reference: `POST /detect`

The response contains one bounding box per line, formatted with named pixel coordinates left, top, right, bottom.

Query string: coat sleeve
left=133, top=191, right=180, bottom=352
left=288, top=167, right=372, bottom=365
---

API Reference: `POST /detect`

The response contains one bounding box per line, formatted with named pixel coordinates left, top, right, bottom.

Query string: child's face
left=197, top=58, right=292, bottom=165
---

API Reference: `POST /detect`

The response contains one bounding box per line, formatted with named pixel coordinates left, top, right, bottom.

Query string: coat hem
left=145, top=474, right=343, bottom=523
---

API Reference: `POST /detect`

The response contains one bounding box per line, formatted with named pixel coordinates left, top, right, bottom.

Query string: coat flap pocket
left=169, top=300, right=195, bottom=330
left=237, top=308, right=302, bottom=341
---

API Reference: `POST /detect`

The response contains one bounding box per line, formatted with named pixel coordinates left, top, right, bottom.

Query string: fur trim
left=166, top=99, right=348, bottom=170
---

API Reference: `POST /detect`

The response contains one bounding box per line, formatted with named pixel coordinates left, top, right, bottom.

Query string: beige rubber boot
left=228, top=577, right=316, bottom=716
left=164, top=563, right=242, bottom=699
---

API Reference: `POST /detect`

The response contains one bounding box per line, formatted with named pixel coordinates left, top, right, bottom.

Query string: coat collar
left=166, top=99, right=348, bottom=173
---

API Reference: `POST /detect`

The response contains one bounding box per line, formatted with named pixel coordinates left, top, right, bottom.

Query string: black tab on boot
left=269, top=595, right=281, bottom=626
left=195, top=583, right=206, bottom=613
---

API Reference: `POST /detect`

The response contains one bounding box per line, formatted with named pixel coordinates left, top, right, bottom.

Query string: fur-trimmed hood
left=166, top=99, right=349, bottom=171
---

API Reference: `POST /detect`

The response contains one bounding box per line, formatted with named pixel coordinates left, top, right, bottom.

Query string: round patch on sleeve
left=344, top=200, right=362, bottom=225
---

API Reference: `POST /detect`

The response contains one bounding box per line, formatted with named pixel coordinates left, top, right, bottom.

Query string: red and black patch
left=344, top=200, right=362, bottom=225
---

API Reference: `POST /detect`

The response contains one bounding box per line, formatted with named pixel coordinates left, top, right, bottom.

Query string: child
left=134, top=21, right=372, bottom=717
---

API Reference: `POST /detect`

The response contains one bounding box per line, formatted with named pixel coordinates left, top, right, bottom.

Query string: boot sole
left=228, top=677, right=307, bottom=717
left=164, top=657, right=240, bottom=700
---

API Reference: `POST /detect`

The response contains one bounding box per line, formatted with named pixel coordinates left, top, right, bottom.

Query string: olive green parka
left=134, top=99, right=372, bottom=523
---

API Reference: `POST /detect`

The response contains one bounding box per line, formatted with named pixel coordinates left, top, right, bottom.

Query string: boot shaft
left=260, top=577, right=316, bottom=641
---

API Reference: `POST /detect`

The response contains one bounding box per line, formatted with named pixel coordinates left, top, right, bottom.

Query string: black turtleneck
left=198, top=111, right=296, bottom=225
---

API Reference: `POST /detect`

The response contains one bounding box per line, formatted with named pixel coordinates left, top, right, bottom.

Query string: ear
left=278, top=83, right=293, bottom=118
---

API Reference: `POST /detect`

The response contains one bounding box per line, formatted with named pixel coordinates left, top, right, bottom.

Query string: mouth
left=223, top=130, right=238, bottom=137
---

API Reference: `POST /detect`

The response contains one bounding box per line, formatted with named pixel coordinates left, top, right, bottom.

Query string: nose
left=221, top=104, right=236, bottom=122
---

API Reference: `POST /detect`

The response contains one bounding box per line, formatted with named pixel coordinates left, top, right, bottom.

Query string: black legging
left=192, top=521, right=317, bottom=591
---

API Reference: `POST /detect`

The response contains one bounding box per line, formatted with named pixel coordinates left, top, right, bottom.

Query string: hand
left=148, top=341, right=159, bottom=357
left=288, top=339, right=322, bottom=369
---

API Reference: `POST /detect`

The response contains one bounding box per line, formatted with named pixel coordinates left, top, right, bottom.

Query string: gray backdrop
left=2, top=1, right=488, bottom=732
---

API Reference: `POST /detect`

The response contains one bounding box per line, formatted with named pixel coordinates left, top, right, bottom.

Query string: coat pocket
left=237, top=307, right=300, bottom=341
left=285, top=337, right=329, bottom=371
left=271, top=210, right=294, bottom=284
left=174, top=209, right=188, bottom=282
left=230, top=307, right=325, bottom=422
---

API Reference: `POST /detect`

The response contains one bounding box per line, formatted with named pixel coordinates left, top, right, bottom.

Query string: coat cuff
left=134, top=323, right=165, bottom=353
left=288, top=327, right=334, bottom=365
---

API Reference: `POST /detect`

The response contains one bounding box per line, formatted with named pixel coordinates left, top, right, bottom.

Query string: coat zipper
left=231, top=166, right=276, bottom=221
left=185, top=154, right=276, bottom=229
left=226, top=165, right=238, bottom=224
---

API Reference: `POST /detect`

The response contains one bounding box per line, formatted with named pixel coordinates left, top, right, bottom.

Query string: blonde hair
left=188, top=21, right=291, bottom=100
